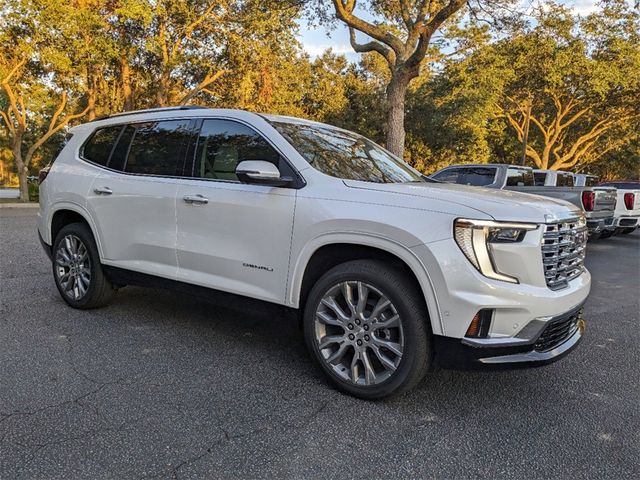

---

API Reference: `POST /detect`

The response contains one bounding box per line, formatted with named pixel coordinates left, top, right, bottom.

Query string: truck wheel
left=599, top=230, right=613, bottom=239
left=303, top=260, right=431, bottom=399
left=52, top=223, right=115, bottom=309
left=621, top=228, right=636, bottom=235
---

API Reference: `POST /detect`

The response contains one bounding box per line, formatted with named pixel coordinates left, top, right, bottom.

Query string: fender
left=287, top=231, right=444, bottom=336
left=47, top=201, right=105, bottom=260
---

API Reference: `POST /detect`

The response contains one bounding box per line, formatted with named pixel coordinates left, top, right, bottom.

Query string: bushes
left=28, top=180, right=39, bottom=202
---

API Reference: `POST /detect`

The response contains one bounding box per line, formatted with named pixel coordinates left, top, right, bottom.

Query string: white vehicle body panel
left=175, top=179, right=295, bottom=304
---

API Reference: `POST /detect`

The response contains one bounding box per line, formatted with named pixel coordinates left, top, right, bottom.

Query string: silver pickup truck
left=430, top=164, right=616, bottom=237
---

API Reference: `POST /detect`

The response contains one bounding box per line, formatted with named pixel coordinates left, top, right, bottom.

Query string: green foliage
left=0, top=0, right=637, bottom=186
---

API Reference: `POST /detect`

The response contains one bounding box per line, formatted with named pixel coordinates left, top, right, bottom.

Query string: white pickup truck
left=595, top=180, right=640, bottom=235
left=430, top=164, right=617, bottom=238
left=38, top=108, right=591, bottom=398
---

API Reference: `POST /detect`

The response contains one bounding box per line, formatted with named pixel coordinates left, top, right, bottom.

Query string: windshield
left=269, top=119, right=425, bottom=183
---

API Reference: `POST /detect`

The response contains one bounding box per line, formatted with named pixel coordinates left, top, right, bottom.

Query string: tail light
left=38, top=167, right=50, bottom=185
left=582, top=191, right=595, bottom=211
left=624, top=192, right=635, bottom=210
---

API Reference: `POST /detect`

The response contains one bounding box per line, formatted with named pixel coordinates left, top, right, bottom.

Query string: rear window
left=506, top=168, right=534, bottom=186
left=124, top=120, right=191, bottom=176
left=584, top=176, right=599, bottom=187
left=83, top=126, right=122, bottom=166
left=431, top=167, right=496, bottom=186
left=431, top=169, right=462, bottom=183
left=534, top=172, right=547, bottom=186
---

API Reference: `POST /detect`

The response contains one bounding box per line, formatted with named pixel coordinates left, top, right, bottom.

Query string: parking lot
left=0, top=206, right=638, bottom=479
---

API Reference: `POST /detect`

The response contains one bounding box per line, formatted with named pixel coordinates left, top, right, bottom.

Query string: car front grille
left=542, top=218, right=587, bottom=290
left=534, top=308, right=583, bottom=352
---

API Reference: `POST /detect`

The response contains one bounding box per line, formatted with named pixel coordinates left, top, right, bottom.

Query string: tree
left=319, top=0, right=509, bottom=157
left=0, top=0, right=91, bottom=201
left=494, top=2, right=640, bottom=170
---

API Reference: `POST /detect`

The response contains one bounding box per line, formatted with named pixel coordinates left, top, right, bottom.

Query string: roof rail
left=105, top=106, right=209, bottom=119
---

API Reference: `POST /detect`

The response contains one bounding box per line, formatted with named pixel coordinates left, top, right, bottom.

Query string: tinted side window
left=193, top=119, right=280, bottom=181
left=125, top=120, right=191, bottom=176
left=431, top=169, right=461, bottom=183
left=83, top=126, right=122, bottom=166
left=108, top=125, right=135, bottom=172
left=534, top=172, right=546, bottom=186
left=457, top=167, right=496, bottom=186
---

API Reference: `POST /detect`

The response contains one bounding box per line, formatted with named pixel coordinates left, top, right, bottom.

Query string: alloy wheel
left=55, top=234, right=92, bottom=300
left=314, top=281, right=404, bottom=386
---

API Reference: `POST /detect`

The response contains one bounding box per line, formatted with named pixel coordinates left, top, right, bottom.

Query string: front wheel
left=303, top=260, right=431, bottom=399
left=52, top=223, right=115, bottom=309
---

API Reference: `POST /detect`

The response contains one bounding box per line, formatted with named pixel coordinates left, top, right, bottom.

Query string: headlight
left=454, top=219, right=539, bottom=283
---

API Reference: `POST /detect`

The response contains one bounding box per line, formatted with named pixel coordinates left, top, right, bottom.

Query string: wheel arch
left=289, top=234, right=443, bottom=335
left=49, top=203, right=104, bottom=258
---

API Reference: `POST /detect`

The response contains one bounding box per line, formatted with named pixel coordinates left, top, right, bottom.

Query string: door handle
left=183, top=194, right=209, bottom=205
left=93, top=187, right=112, bottom=195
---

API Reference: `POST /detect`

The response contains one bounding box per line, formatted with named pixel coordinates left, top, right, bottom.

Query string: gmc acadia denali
left=38, top=107, right=590, bottom=399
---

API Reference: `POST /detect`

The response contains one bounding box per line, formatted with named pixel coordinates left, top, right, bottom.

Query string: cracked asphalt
left=1, top=207, right=639, bottom=479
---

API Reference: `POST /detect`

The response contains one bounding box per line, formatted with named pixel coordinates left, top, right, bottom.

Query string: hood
left=343, top=180, right=582, bottom=223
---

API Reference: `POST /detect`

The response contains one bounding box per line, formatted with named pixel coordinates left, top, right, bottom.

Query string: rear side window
left=108, top=125, right=136, bottom=172
left=125, top=120, right=191, bottom=176
left=506, top=168, right=534, bottom=186
left=83, top=126, right=122, bottom=166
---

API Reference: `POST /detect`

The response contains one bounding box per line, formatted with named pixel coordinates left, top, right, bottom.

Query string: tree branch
left=348, top=28, right=396, bottom=64
left=333, top=0, right=404, bottom=54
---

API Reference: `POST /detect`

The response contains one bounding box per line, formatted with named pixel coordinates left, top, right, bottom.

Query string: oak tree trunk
left=11, top=130, right=29, bottom=202
left=385, top=73, right=411, bottom=158
left=120, top=55, right=134, bottom=111
left=18, top=166, right=29, bottom=202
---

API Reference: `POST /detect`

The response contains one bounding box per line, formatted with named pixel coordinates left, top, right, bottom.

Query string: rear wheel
left=52, top=223, right=115, bottom=309
left=303, top=260, right=431, bottom=399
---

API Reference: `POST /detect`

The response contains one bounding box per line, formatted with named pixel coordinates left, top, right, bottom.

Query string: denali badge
left=243, top=262, right=274, bottom=272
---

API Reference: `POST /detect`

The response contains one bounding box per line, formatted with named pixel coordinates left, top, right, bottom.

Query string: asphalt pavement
left=1, top=207, right=638, bottom=479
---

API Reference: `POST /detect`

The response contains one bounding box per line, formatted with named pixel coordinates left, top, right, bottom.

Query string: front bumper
left=38, top=229, right=52, bottom=260
left=433, top=303, right=585, bottom=370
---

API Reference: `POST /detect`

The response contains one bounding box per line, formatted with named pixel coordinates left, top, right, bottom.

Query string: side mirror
left=236, top=160, right=292, bottom=187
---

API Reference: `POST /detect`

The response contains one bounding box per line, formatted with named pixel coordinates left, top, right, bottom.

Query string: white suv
left=38, top=107, right=591, bottom=399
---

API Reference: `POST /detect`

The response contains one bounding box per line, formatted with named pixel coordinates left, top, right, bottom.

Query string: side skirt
left=103, top=265, right=298, bottom=320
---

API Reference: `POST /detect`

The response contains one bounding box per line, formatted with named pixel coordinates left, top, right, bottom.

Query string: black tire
left=599, top=229, right=614, bottom=239
left=303, top=260, right=431, bottom=400
left=52, top=222, right=115, bottom=309
left=621, top=228, right=636, bottom=235
left=589, top=232, right=601, bottom=241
